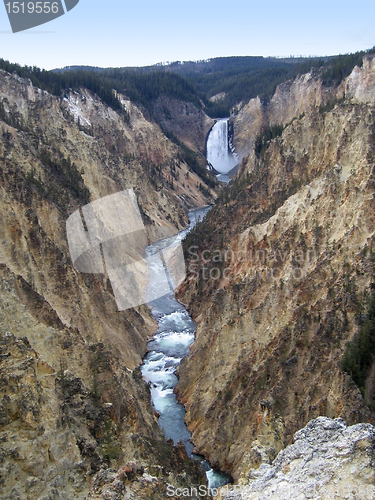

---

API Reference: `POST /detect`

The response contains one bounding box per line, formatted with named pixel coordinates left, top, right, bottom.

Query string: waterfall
left=206, top=118, right=239, bottom=174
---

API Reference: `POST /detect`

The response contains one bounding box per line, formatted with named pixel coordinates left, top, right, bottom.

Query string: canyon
left=1, top=51, right=375, bottom=499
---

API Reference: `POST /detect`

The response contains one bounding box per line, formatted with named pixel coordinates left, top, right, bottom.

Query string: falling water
left=206, top=119, right=239, bottom=177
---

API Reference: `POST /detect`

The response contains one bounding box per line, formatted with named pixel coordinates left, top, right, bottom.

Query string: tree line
left=1, top=47, right=374, bottom=121
left=0, top=59, right=202, bottom=119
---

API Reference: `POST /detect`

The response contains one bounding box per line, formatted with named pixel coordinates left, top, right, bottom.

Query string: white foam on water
left=207, top=119, right=239, bottom=174
left=150, top=386, right=175, bottom=413
left=154, top=329, right=195, bottom=342
left=141, top=205, right=232, bottom=490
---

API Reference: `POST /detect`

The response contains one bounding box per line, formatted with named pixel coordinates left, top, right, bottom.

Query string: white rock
left=223, top=417, right=375, bottom=500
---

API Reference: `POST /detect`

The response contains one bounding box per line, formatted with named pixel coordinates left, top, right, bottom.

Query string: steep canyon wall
left=0, top=70, right=211, bottom=499
left=177, top=55, right=375, bottom=483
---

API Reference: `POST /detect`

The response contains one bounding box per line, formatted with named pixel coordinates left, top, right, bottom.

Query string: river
left=141, top=207, right=232, bottom=489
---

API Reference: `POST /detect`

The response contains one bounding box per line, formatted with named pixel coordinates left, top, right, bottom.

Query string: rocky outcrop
left=222, top=417, right=375, bottom=499
left=232, top=72, right=331, bottom=158
left=152, top=95, right=214, bottom=154
left=231, top=96, right=264, bottom=159
left=0, top=332, right=206, bottom=500
left=0, top=332, right=88, bottom=499
left=177, top=57, right=375, bottom=483
left=345, top=55, right=375, bottom=104
left=232, top=54, right=375, bottom=158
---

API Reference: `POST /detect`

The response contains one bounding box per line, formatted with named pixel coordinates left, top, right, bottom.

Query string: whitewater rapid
left=141, top=207, right=232, bottom=489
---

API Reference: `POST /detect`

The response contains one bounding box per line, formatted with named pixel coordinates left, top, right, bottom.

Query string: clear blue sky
left=0, top=0, right=374, bottom=70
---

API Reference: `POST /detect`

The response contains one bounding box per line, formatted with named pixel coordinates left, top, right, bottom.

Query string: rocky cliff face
left=232, top=55, right=375, bottom=159
left=0, top=70, right=210, bottom=499
left=152, top=95, right=214, bottom=155
left=232, top=72, right=331, bottom=158
left=222, top=417, right=375, bottom=499
left=177, top=55, right=375, bottom=484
